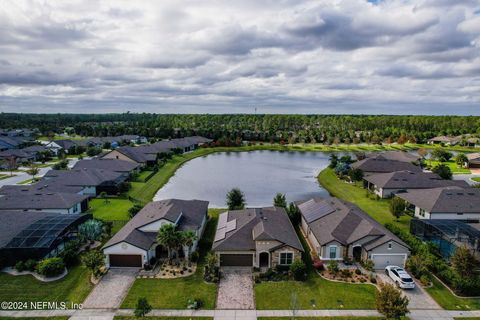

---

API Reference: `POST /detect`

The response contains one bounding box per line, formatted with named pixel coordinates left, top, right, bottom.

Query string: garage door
left=371, top=254, right=406, bottom=270
left=220, top=254, right=253, bottom=267
left=109, top=254, right=142, bottom=267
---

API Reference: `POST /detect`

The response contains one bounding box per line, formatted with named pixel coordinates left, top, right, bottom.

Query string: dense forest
left=1, top=113, right=480, bottom=144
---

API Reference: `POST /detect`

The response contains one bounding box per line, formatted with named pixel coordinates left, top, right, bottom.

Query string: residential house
left=0, top=136, right=26, bottom=151
left=467, top=153, right=480, bottom=169
left=0, top=211, right=91, bottom=267
left=363, top=171, right=469, bottom=198
left=42, top=168, right=127, bottom=196
left=298, top=197, right=410, bottom=269
left=366, top=151, right=421, bottom=163
left=0, top=149, right=35, bottom=164
left=101, top=146, right=157, bottom=167
left=427, top=136, right=461, bottom=146
left=212, top=207, right=303, bottom=268
left=103, top=199, right=209, bottom=268
left=45, top=140, right=78, bottom=155
left=351, top=157, right=422, bottom=176
left=0, top=190, right=89, bottom=214
left=397, top=187, right=480, bottom=221
left=21, top=145, right=50, bottom=161
left=72, top=159, right=140, bottom=178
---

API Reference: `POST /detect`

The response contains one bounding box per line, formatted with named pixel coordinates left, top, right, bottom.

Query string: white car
left=385, top=266, right=415, bottom=289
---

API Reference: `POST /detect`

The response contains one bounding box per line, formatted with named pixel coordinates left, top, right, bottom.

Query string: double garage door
left=371, top=254, right=407, bottom=270
left=219, top=254, right=253, bottom=267
left=109, top=254, right=142, bottom=267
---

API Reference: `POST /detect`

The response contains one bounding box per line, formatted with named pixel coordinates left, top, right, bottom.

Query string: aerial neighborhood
left=0, top=123, right=480, bottom=319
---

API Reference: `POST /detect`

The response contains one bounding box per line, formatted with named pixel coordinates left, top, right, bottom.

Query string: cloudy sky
left=0, top=0, right=479, bottom=115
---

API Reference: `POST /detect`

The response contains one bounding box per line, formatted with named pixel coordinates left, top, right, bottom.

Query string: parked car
left=385, top=265, right=415, bottom=289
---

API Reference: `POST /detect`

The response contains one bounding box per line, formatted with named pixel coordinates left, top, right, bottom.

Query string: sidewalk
left=2, top=308, right=480, bottom=320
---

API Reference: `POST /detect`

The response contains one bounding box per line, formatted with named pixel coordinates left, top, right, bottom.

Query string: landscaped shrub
left=312, top=258, right=324, bottom=270
left=327, top=260, right=339, bottom=274
left=15, top=261, right=25, bottom=272
left=340, top=269, right=352, bottom=278
left=24, top=259, right=37, bottom=272
left=355, top=268, right=362, bottom=275
left=36, top=257, right=65, bottom=277
left=289, top=259, right=307, bottom=281
left=190, top=251, right=199, bottom=263
left=420, top=274, right=431, bottom=286
left=59, top=240, right=81, bottom=266
left=362, top=259, right=374, bottom=272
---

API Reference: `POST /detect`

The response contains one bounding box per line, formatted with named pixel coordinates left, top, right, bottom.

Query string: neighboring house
left=351, top=157, right=422, bottom=176
left=0, top=190, right=89, bottom=214
left=467, top=153, right=480, bottom=169
left=427, top=136, right=461, bottom=146
left=72, top=158, right=141, bottom=177
left=0, top=211, right=91, bottom=267
left=42, top=168, right=127, bottom=196
left=366, top=151, right=420, bottom=163
left=0, top=136, right=24, bottom=151
left=101, top=146, right=157, bottom=167
left=465, top=137, right=480, bottom=148
left=21, top=145, right=50, bottom=161
left=45, top=140, right=78, bottom=155
left=103, top=199, right=209, bottom=268
left=397, top=187, right=480, bottom=221
left=363, top=171, right=469, bottom=198
left=212, top=207, right=303, bottom=268
left=0, top=149, right=35, bottom=164
left=297, top=197, right=410, bottom=269
left=410, top=219, right=480, bottom=260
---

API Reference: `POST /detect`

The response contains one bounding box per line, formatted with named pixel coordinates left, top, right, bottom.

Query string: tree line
left=1, top=113, right=480, bottom=144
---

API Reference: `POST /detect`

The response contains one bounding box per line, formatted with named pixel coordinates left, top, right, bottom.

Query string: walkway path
left=2, top=308, right=480, bottom=320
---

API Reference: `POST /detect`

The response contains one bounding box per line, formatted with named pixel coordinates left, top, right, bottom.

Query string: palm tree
left=156, top=224, right=178, bottom=261
left=181, top=230, right=198, bottom=263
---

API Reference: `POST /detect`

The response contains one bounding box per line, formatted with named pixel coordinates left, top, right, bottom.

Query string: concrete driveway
left=217, top=268, right=255, bottom=310
left=377, top=273, right=441, bottom=310
left=82, top=268, right=138, bottom=309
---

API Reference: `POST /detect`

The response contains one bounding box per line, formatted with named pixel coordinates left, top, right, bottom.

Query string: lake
left=154, top=150, right=335, bottom=207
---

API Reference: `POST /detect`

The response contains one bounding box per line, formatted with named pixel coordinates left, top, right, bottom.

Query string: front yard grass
left=472, top=177, right=480, bottom=182
left=318, top=168, right=411, bottom=231
left=258, top=317, right=383, bottom=320
left=0, top=264, right=93, bottom=308
left=425, top=159, right=470, bottom=174
left=114, top=317, right=213, bottom=320
left=120, top=209, right=223, bottom=309
left=425, top=277, right=480, bottom=310
left=89, top=198, right=133, bottom=221
left=0, top=318, right=69, bottom=320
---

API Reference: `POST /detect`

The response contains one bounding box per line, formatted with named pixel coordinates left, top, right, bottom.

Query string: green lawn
left=16, top=178, right=39, bottom=185
left=425, top=277, right=480, bottom=310
left=136, top=170, right=154, bottom=182
left=317, top=168, right=411, bottom=231
left=472, top=177, right=480, bottom=182
left=121, top=209, right=223, bottom=309
left=0, top=174, right=9, bottom=180
left=89, top=198, right=134, bottom=221
left=0, top=318, right=69, bottom=320
left=0, top=265, right=93, bottom=309
left=425, top=160, right=470, bottom=174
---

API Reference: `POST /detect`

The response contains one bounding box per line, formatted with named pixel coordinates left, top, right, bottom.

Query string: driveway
left=377, top=273, right=441, bottom=310
left=217, top=267, right=255, bottom=310
left=82, top=268, right=138, bottom=309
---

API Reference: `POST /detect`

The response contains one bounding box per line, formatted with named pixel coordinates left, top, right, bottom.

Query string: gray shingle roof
left=366, top=151, right=420, bottom=163
left=0, top=191, right=88, bottom=210
left=467, top=153, right=480, bottom=161
left=43, top=168, right=125, bottom=187
left=73, top=159, right=140, bottom=173
left=397, top=187, right=480, bottom=213
left=351, top=158, right=422, bottom=174
left=297, top=197, right=408, bottom=250
left=364, top=171, right=469, bottom=189
left=212, top=207, right=303, bottom=252
left=103, top=199, right=209, bottom=250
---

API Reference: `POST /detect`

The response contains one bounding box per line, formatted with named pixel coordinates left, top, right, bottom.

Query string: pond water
left=154, top=150, right=337, bottom=207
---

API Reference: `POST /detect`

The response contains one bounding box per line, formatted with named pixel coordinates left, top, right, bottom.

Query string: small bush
left=290, top=259, right=307, bottom=281
left=341, top=269, right=352, bottom=278
left=312, top=258, right=324, bottom=270
left=420, top=274, right=431, bottom=286
left=327, top=260, right=339, bottom=274
left=24, top=259, right=37, bottom=272
left=355, top=268, right=362, bottom=275
left=15, top=261, right=25, bottom=272
left=190, top=251, right=199, bottom=263
left=36, top=257, right=65, bottom=277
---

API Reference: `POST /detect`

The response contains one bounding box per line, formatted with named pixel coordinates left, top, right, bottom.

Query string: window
left=279, top=252, right=293, bottom=265
left=388, top=242, right=392, bottom=250
left=457, top=213, right=464, bottom=215
left=329, top=246, right=337, bottom=259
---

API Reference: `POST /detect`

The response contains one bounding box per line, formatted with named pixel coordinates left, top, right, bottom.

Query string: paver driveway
left=377, top=273, right=441, bottom=310
left=82, top=268, right=138, bottom=309
left=216, top=267, right=255, bottom=310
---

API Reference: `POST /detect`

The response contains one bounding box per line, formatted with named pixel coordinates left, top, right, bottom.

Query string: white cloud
left=0, top=0, right=478, bottom=114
